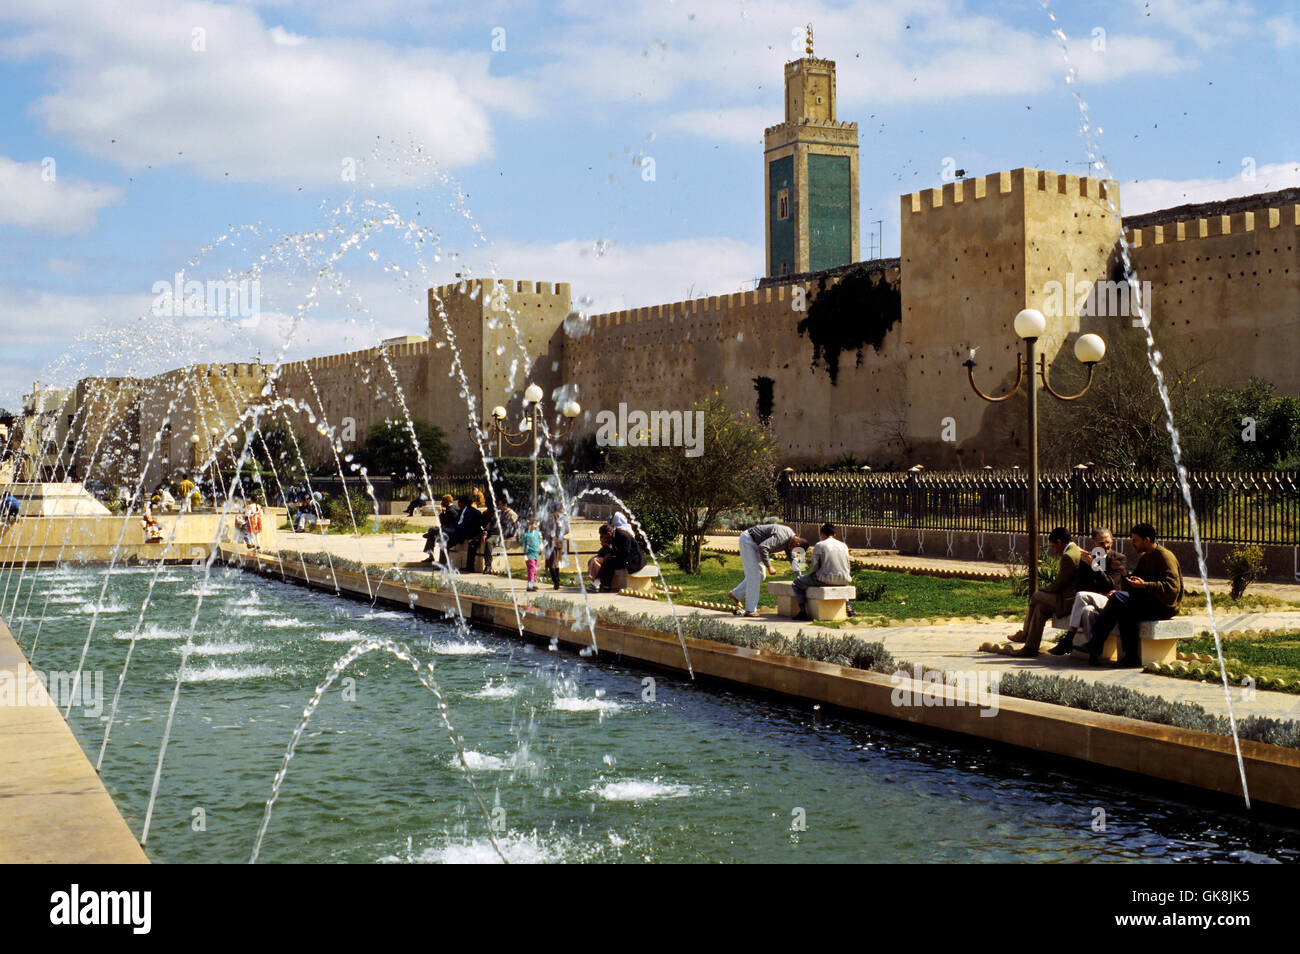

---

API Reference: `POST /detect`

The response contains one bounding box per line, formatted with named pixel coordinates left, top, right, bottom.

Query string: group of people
left=1008, top=522, right=1183, bottom=667
left=285, top=486, right=325, bottom=532
left=586, top=512, right=646, bottom=592
left=418, top=494, right=650, bottom=595
left=232, top=498, right=264, bottom=551
left=421, top=490, right=522, bottom=576
left=727, top=521, right=853, bottom=620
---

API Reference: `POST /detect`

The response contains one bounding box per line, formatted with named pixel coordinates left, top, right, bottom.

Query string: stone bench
left=315, top=519, right=330, bottom=534
left=609, top=564, right=660, bottom=593
left=1051, top=615, right=1193, bottom=666
left=768, top=580, right=856, bottom=621
left=442, top=539, right=509, bottom=573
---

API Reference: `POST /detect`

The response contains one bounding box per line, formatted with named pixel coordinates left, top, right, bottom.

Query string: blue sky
left=1, top=0, right=1297, bottom=408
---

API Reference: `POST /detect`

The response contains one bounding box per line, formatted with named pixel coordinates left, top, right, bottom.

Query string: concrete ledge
left=225, top=547, right=1299, bottom=814
left=0, top=620, right=148, bottom=863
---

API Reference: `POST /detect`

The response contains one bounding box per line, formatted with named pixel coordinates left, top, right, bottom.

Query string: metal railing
left=782, top=470, right=1300, bottom=546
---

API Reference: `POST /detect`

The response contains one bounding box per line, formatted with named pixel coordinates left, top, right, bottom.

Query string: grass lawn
left=490, top=549, right=1029, bottom=623
left=479, top=546, right=1300, bottom=626
left=1182, top=629, right=1300, bottom=686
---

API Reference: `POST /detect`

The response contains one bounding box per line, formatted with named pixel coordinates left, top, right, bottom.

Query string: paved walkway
left=268, top=528, right=1300, bottom=724
left=0, top=619, right=148, bottom=862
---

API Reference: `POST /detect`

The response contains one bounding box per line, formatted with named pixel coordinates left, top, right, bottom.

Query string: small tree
left=1223, top=544, right=1265, bottom=601
left=361, top=418, right=450, bottom=481
left=611, top=397, right=778, bottom=574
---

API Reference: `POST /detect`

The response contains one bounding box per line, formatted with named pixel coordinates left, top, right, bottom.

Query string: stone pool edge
left=226, top=548, right=1300, bottom=816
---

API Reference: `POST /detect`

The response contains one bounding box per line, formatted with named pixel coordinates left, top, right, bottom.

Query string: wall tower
left=763, top=26, right=860, bottom=278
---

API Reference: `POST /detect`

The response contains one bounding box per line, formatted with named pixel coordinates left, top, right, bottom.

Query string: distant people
left=541, top=500, right=570, bottom=590
left=588, top=524, right=614, bottom=584
left=295, top=489, right=323, bottom=532
left=444, top=493, right=485, bottom=572
left=1011, top=527, right=1087, bottom=657
left=422, top=495, right=460, bottom=564
left=141, top=510, right=164, bottom=544
left=522, top=519, right=543, bottom=592
left=244, top=499, right=263, bottom=551
left=2, top=492, right=21, bottom=525
left=403, top=492, right=428, bottom=517
left=494, top=496, right=520, bottom=541
left=1080, top=523, right=1183, bottom=668
left=728, top=523, right=805, bottom=618
left=791, top=523, right=854, bottom=621
left=1048, top=527, right=1127, bottom=656
left=177, top=478, right=195, bottom=513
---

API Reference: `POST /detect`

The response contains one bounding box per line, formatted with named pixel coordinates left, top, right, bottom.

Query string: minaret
left=764, top=25, right=860, bottom=278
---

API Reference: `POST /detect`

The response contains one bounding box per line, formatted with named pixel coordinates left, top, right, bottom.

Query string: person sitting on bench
left=1011, top=527, right=1087, bottom=657
left=1048, top=526, right=1126, bottom=655
left=791, top=522, right=854, bottom=622
left=1079, top=522, right=1183, bottom=668
left=442, top=494, right=484, bottom=572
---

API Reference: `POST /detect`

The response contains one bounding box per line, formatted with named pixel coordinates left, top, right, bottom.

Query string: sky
left=1, top=0, right=1297, bottom=408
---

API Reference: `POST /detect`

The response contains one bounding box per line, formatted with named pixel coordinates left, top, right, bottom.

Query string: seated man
left=1011, top=527, right=1087, bottom=657
left=442, top=494, right=484, bottom=572
left=1048, top=526, right=1126, bottom=655
left=422, top=494, right=459, bottom=563
left=791, top=522, right=854, bottom=621
left=1080, top=522, right=1183, bottom=668
left=597, top=520, right=644, bottom=592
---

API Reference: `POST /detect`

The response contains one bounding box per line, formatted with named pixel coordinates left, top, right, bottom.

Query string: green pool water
left=8, top=564, right=1298, bottom=863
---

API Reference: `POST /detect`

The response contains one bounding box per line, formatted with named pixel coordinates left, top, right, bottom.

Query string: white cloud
left=1123, top=160, right=1300, bottom=215
left=538, top=0, right=1193, bottom=111
left=1266, top=14, right=1300, bottom=47
left=1133, top=0, right=1256, bottom=51
left=0, top=0, right=535, bottom=187
left=660, top=107, right=772, bottom=146
left=0, top=156, right=123, bottom=232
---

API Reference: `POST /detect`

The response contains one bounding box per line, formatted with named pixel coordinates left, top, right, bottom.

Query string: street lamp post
left=963, top=309, right=1106, bottom=594
left=478, top=384, right=581, bottom=515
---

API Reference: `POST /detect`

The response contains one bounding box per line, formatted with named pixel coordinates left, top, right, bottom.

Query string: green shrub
left=1223, top=544, right=1266, bottom=600
left=1006, top=547, right=1060, bottom=597
left=856, top=581, right=887, bottom=602
left=624, top=496, right=680, bottom=552
left=997, top=671, right=1300, bottom=749
left=321, top=490, right=373, bottom=528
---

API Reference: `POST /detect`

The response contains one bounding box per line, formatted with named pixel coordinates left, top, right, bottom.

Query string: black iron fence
left=783, top=470, right=1300, bottom=546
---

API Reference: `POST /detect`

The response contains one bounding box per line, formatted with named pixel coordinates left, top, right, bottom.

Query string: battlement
left=785, top=57, right=837, bottom=73
left=1125, top=204, right=1300, bottom=248
left=429, top=278, right=573, bottom=301
left=281, top=339, right=433, bottom=375
left=764, top=118, right=858, bottom=135
left=903, top=168, right=1118, bottom=214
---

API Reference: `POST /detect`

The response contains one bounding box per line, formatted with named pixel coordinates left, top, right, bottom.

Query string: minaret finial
left=805, top=23, right=814, bottom=56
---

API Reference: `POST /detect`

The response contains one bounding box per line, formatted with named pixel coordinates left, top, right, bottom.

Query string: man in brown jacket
left=1081, top=522, right=1183, bottom=668
left=1012, top=527, right=1088, bottom=657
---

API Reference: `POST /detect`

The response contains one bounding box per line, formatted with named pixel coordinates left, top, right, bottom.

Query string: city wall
left=1128, top=202, right=1300, bottom=395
